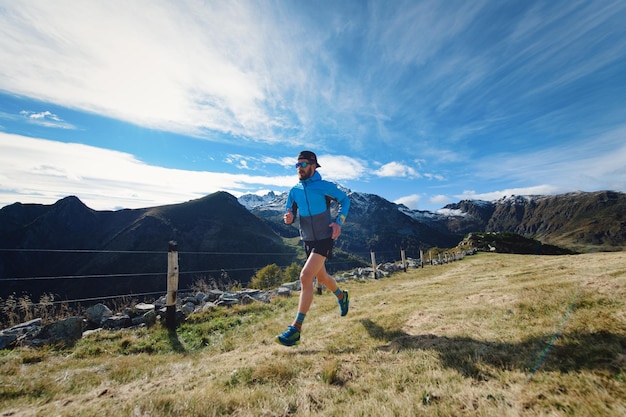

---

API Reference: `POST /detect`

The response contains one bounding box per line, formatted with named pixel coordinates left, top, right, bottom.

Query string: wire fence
left=0, top=246, right=415, bottom=307
left=0, top=245, right=468, bottom=329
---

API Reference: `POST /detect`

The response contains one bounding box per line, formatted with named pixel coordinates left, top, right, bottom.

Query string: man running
left=276, top=150, right=351, bottom=347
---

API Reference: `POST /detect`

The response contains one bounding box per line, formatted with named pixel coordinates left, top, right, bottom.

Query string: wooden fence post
left=401, top=249, right=407, bottom=272
left=166, top=240, right=179, bottom=330
left=419, top=249, right=424, bottom=268
left=370, top=250, right=377, bottom=278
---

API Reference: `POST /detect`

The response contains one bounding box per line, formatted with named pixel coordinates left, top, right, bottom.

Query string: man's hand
left=284, top=209, right=294, bottom=225
left=329, top=222, right=341, bottom=239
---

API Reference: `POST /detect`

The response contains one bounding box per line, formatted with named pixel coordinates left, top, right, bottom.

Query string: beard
left=298, top=168, right=313, bottom=180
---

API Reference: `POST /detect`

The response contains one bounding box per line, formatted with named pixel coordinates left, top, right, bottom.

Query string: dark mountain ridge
left=0, top=192, right=294, bottom=301
left=440, top=191, right=626, bottom=252
left=1, top=189, right=624, bottom=302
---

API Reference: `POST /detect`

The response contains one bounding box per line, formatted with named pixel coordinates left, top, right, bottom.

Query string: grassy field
left=1, top=252, right=625, bottom=416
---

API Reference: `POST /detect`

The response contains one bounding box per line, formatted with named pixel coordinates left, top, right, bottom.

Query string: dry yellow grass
left=1, top=251, right=625, bottom=416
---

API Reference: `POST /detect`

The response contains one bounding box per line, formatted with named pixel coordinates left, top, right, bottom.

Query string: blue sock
left=333, top=288, right=342, bottom=298
left=295, top=312, right=306, bottom=327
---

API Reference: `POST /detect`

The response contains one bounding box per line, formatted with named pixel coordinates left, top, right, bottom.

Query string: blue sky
left=1, top=0, right=625, bottom=212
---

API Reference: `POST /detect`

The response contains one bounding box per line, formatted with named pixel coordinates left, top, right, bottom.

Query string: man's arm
left=284, top=192, right=298, bottom=224
left=332, top=188, right=350, bottom=227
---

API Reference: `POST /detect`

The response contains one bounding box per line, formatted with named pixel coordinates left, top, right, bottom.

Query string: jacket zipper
left=302, top=181, right=318, bottom=241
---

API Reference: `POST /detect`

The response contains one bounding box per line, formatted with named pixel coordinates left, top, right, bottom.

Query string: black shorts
left=304, top=238, right=334, bottom=259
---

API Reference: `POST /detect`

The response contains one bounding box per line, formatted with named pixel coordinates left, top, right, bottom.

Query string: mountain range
left=1, top=189, right=624, bottom=302
left=0, top=192, right=293, bottom=301
left=241, top=189, right=626, bottom=254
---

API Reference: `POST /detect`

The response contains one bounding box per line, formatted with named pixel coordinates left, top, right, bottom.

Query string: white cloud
left=424, top=173, right=445, bottom=181
left=1, top=0, right=624, bottom=214
left=225, top=154, right=253, bottom=170
left=317, top=155, right=368, bottom=181
left=428, top=194, right=451, bottom=206
left=456, top=185, right=562, bottom=202
left=0, top=133, right=294, bottom=210
left=394, top=194, right=420, bottom=210
left=19, top=110, right=76, bottom=129
left=258, top=154, right=368, bottom=183
left=262, top=156, right=295, bottom=170
left=0, top=1, right=303, bottom=144
left=374, top=161, right=419, bottom=178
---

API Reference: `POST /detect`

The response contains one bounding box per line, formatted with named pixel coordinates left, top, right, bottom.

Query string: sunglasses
left=295, top=161, right=313, bottom=168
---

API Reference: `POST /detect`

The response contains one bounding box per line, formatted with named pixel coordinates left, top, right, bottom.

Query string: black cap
left=297, top=150, right=321, bottom=167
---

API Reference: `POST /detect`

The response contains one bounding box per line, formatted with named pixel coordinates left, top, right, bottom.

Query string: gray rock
left=182, top=296, right=198, bottom=305
left=142, top=309, right=157, bottom=326
left=201, top=302, right=217, bottom=311
left=5, top=318, right=43, bottom=332
left=281, top=281, right=301, bottom=291
left=85, top=303, right=113, bottom=326
left=206, top=289, right=224, bottom=302
left=135, top=302, right=155, bottom=312
left=276, top=286, right=291, bottom=297
left=0, top=318, right=43, bottom=349
left=82, top=328, right=102, bottom=337
left=182, top=302, right=196, bottom=315
left=102, top=315, right=132, bottom=330
left=38, top=317, right=83, bottom=344
left=0, top=333, right=18, bottom=350
left=217, top=296, right=239, bottom=306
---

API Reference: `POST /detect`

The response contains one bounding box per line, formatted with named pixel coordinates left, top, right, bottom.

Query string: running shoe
left=338, top=290, right=350, bottom=317
left=275, top=325, right=301, bottom=346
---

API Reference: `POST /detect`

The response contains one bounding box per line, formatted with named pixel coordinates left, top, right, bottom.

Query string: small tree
left=249, top=264, right=283, bottom=290
left=283, top=262, right=302, bottom=282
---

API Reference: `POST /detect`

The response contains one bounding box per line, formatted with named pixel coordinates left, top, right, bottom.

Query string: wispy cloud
left=394, top=194, right=421, bottom=210
left=0, top=1, right=624, bottom=211
left=1, top=0, right=623, bottom=156
left=19, top=111, right=76, bottom=129
left=395, top=193, right=450, bottom=211
left=428, top=194, right=451, bottom=206
left=0, top=132, right=377, bottom=210
left=0, top=133, right=293, bottom=210
left=471, top=125, right=626, bottom=192
left=0, top=1, right=300, bottom=143
left=374, top=162, right=420, bottom=178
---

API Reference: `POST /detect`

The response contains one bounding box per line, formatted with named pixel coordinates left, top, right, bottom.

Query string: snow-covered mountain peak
left=238, top=191, right=284, bottom=210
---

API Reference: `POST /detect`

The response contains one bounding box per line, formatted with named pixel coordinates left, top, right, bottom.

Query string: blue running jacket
left=286, top=171, right=350, bottom=242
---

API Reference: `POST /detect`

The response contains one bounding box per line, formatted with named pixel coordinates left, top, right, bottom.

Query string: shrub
left=282, top=262, right=302, bottom=282
left=248, top=264, right=283, bottom=289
